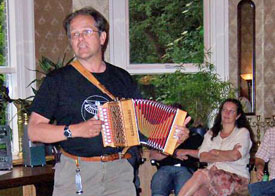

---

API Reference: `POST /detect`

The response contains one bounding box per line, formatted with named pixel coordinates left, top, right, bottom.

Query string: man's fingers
left=184, top=116, right=191, bottom=126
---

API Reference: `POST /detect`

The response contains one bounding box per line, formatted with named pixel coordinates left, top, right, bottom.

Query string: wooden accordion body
left=98, top=99, right=187, bottom=155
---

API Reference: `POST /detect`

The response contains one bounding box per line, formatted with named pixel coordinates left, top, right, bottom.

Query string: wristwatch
left=64, top=125, right=72, bottom=139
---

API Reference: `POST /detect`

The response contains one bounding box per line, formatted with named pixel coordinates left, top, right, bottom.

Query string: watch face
left=64, top=126, right=72, bottom=138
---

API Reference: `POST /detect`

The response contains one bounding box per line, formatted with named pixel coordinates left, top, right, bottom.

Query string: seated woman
left=178, top=98, right=254, bottom=196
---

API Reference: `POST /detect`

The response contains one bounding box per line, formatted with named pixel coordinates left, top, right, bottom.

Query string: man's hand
left=71, top=117, right=103, bottom=138
left=174, top=116, right=191, bottom=144
left=255, top=158, right=265, bottom=181
left=175, top=149, right=189, bottom=160
left=256, top=166, right=264, bottom=181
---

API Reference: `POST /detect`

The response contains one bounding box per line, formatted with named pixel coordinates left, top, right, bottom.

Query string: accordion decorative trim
left=98, top=99, right=187, bottom=155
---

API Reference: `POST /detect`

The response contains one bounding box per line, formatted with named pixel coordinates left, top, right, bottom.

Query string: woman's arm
left=200, top=143, right=242, bottom=163
left=199, top=128, right=251, bottom=163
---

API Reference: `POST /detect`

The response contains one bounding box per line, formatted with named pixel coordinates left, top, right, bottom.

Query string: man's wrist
left=64, top=125, right=72, bottom=138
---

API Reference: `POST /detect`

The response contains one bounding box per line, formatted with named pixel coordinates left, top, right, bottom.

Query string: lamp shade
left=241, top=73, right=253, bottom=80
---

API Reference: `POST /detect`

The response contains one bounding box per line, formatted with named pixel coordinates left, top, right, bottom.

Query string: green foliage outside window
left=131, top=0, right=236, bottom=127
left=129, top=0, right=203, bottom=64
left=134, top=63, right=236, bottom=128
left=0, top=74, right=7, bottom=124
left=0, top=0, right=7, bottom=124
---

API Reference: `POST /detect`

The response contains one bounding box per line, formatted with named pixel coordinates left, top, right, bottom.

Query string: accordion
left=98, top=99, right=187, bottom=155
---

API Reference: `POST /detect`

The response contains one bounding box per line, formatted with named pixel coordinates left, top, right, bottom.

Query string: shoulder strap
left=71, top=60, right=130, bottom=155
left=70, top=60, right=116, bottom=100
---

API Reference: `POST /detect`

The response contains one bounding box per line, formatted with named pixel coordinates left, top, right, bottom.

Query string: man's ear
left=100, top=31, right=107, bottom=46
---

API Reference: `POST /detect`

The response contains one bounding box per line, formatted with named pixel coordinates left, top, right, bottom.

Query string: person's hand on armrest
left=149, top=150, right=168, bottom=161
left=174, top=149, right=199, bottom=160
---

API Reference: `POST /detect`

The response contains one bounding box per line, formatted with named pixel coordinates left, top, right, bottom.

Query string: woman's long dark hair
left=211, top=98, right=255, bottom=144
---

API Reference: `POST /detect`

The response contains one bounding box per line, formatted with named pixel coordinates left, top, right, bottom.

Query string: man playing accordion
left=28, top=7, right=190, bottom=196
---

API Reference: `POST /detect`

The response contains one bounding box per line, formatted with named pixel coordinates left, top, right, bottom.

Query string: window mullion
left=6, top=0, right=35, bottom=158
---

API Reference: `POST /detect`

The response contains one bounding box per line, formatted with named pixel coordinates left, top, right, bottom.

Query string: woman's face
left=221, top=101, right=240, bottom=125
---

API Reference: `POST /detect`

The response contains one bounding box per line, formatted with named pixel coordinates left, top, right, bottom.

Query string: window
left=0, top=0, right=8, bottom=124
left=129, top=0, right=204, bottom=65
left=109, top=0, right=229, bottom=79
left=0, top=0, right=35, bottom=157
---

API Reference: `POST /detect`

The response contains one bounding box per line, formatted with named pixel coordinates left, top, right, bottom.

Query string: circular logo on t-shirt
left=81, top=95, right=108, bottom=121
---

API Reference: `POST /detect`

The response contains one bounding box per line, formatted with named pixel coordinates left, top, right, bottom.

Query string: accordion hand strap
left=71, top=60, right=116, bottom=100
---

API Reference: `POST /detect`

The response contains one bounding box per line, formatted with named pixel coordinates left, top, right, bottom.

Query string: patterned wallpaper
left=73, top=0, right=109, bottom=19
left=263, top=0, right=275, bottom=117
left=34, top=0, right=73, bottom=66
left=229, top=0, right=275, bottom=118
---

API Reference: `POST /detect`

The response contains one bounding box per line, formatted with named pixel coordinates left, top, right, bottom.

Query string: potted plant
left=28, top=55, right=73, bottom=95
left=136, top=61, right=236, bottom=130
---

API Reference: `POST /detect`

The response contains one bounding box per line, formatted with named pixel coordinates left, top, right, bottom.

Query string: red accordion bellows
left=98, top=99, right=187, bottom=155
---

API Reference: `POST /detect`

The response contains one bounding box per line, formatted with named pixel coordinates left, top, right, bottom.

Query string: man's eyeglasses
left=70, top=29, right=100, bottom=40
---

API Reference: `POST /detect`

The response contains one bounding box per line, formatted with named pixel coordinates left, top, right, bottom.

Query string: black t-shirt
left=30, top=62, right=142, bottom=157
left=157, top=132, right=203, bottom=169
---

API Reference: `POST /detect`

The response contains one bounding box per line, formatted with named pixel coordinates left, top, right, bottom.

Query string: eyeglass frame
left=69, top=28, right=101, bottom=40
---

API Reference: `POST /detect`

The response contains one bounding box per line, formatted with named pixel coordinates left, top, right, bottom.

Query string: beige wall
left=229, top=0, right=275, bottom=118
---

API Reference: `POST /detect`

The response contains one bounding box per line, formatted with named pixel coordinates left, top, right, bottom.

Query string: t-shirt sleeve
left=255, top=128, right=272, bottom=162
left=29, top=75, right=59, bottom=120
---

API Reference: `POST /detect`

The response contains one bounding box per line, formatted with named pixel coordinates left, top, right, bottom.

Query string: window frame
left=108, top=0, right=229, bottom=79
left=0, top=0, right=36, bottom=157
